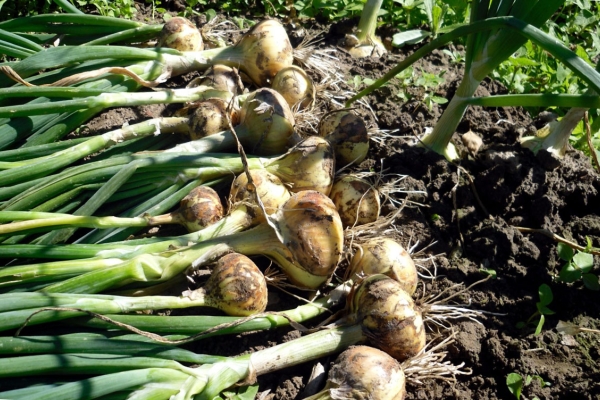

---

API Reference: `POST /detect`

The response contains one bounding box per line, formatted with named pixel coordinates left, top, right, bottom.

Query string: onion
left=157, top=17, right=204, bottom=52
left=318, top=111, right=369, bottom=167
left=348, top=238, right=418, bottom=295
left=271, top=65, right=315, bottom=109
left=184, top=252, right=268, bottom=316
left=328, top=174, right=380, bottom=228
left=186, top=64, right=244, bottom=101
left=265, top=135, right=335, bottom=196
left=229, top=169, right=291, bottom=223
left=225, top=19, right=294, bottom=86
left=349, top=274, right=426, bottom=361
left=186, top=98, right=237, bottom=140
left=305, top=345, right=405, bottom=400
left=146, top=185, right=224, bottom=232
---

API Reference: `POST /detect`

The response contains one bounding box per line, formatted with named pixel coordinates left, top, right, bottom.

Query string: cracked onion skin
left=186, top=252, right=268, bottom=316
left=350, top=274, right=426, bottom=361
left=272, top=190, right=344, bottom=288
left=329, top=174, right=380, bottom=228
left=147, top=185, right=224, bottom=232
left=157, top=17, right=203, bottom=52
left=349, top=238, right=418, bottom=295
left=306, top=345, right=405, bottom=400
left=319, top=111, right=369, bottom=167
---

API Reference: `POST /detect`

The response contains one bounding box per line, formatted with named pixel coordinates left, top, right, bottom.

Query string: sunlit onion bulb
left=231, top=19, right=294, bottom=86
left=236, top=88, right=295, bottom=155
left=350, top=274, right=426, bottom=361
left=266, top=136, right=335, bottom=196
left=157, top=17, right=204, bottom=52
left=318, top=111, right=369, bottom=167
left=329, top=174, right=380, bottom=228
left=272, top=190, right=344, bottom=287
left=186, top=64, right=244, bottom=101
left=271, top=65, right=315, bottom=109
left=187, top=252, right=268, bottom=316
left=186, top=98, right=236, bottom=140
left=147, top=185, right=223, bottom=232
left=229, top=169, right=291, bottom=223
left=348, top=238, right=418, bottom=295
left=305, top=345, right=405, bottom=400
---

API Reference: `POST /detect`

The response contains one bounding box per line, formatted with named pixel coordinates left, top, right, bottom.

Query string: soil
left=7, top=3, right=600, bottom=399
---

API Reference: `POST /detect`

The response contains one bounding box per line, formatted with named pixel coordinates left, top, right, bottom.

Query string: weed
left=556, top=241, right=599, bottom=291
left=516, top=284, right=554, bottom=335
left=506, top=372, right=551, bottom=400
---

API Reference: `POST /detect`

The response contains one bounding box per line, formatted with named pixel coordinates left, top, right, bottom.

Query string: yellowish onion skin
left=220, top=19, right=294, bottom=86
left=229, top=169, right=291, bottom=222
left=148, top=186, right=223, bottom=232
left=319, top=111, right=369, bottom=167
left=310, top=345, right=405, bottom=400
left=350, top=275, right=426, bottom=361
left=274, top=190, right=344, bottom=286
left=238, top=88, right=295, bottom=156
left=266, top=136, right=335, bottom=196
left=190, top=252, right=268, bottom=316
left=329, top=175, right=380, bottom=228
left=187, top=98, right=235, bottom=140
left=157, top=17, right=203, bottom=52
left=271, top=65, right=315, bottom=109
left=349, top=238, right=418, bottom=295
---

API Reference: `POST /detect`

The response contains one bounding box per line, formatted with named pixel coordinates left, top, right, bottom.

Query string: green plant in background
left=517, top=284, right=555, bottom=335
left=506, top=372, right=551, bottom=400
left=556, top=241, right=599, bottom=290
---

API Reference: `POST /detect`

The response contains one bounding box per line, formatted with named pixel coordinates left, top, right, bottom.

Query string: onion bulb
left=186, top=64, right=244, bottom=101
left=184, top=252, right=268, bottom=316
left=147, top=185, right=224, bottom=232
left=265, top=135, right=335, bottom=196
left=318, top=111, right=369, bottom=167
left=215, top=19, right=294, bottom=86
left=229, top=169, right=291, bottom=223
left=349, top=274, right=426, bottom=361
left=271, top=65, right=315, bottom=110
left=305, top=345, right=405, bottom=400
left=348, top=238, right=418, bottom=295
left=157, top=17, right=203, bottom=52
left=329, top=174, right=380, bottom=228
left=235, top=87, right=295, bottom=155
left=186, top=98, right=237, bottom=140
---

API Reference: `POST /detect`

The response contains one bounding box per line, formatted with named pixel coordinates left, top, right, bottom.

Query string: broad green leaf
left=431, top=95, right=449, bottom=104
left=582, top=273, right=600, bottom=291
left=506, top=373, right=523, bottom=399
left=557, top=243, right=574, bottom=261
left=508, top=57, right=539, bottom=67
left=392, top=30, right=431, bottom=47
left=537, top=305, right=555, bottom=316
left=559, top=263, right=582, bottom=283
left=538, top=284, right=553, bottom=306
left=573, top=251, right=594, bottom=273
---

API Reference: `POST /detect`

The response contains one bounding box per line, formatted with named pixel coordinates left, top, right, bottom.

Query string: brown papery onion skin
left=147, top=185, right=224, bottom=232
left=318, top=111, right=369, bottom=167
left=187, top=252, right=268, bottom=316
left=232, top=19, right=294, bottom=86
left=265, top=136, right=335, bottom=196
left=157, top=17, right=203, bottom=52
left=349, top=238, right=418, bottom=295
left=350, top=274, right=426, bottom=361
left=229, top=169, right=291, bottom=223
left=186, top=98, right=236, bottom=140
left=271, top=65, right=315, bottom=110
left=274, top=190, right=344, bottom=281
left=329, top=174, right=380, bottom=228
left=305, top=345, right=405, bottom=400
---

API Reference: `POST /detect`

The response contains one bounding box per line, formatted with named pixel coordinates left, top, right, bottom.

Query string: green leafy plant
left=516, top=284, right=554, bottom=335
left=556, top=241, right=599, bottom=290
left=506, top=372, right=551, bottom=400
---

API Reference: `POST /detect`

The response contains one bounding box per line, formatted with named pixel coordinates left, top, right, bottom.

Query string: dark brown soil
left=10, top=4, right=600, bottom=399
